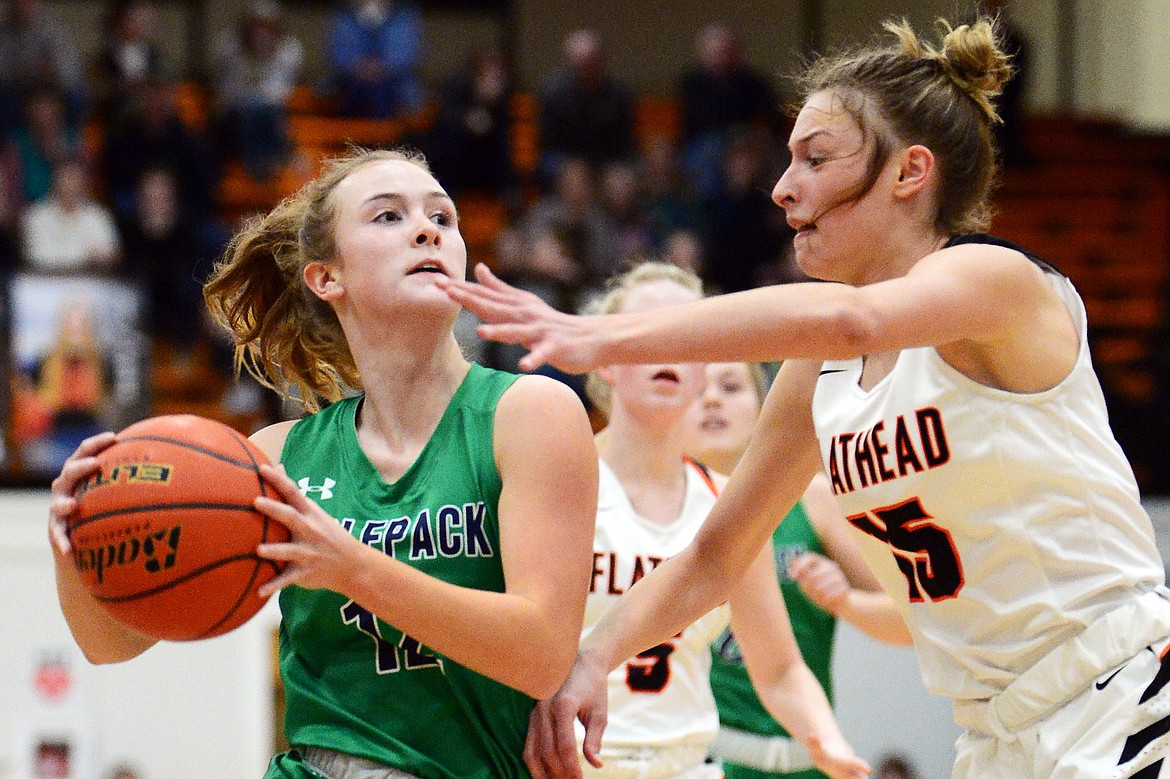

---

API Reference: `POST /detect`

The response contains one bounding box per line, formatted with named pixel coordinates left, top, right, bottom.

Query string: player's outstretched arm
left=730, top=545, right=871, bottom=779
left=50, top=432, right=159, bottom=664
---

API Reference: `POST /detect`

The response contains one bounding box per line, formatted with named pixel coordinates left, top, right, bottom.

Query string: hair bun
left=885, top=18, right=1014, bottom=124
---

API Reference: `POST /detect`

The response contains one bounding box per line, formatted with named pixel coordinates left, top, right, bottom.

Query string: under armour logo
left=297, top=476, right=336, bottom=500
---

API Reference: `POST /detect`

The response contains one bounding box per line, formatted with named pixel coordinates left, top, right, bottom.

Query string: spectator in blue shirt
left=327, top=0, right=425, bottom=119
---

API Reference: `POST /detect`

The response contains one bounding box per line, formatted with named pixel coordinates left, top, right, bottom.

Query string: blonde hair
left=795, top=17, right=1013, bottom=234
left=583, top=262, right=704, bottom=419
left=204, top=147, right=432, bottom=412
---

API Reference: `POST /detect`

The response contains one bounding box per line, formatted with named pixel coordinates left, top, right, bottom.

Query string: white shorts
left=580, top=743, right=720, bottom=779
left=954, top=639, right=1170, bottom=778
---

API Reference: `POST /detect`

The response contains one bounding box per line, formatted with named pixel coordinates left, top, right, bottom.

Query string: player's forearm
left=601, top=283, right=870, bottom=366
left=837, top=589, right=913, bottom=646
left=578, top=542, right=737, bottom=674
left=345, top=549, right=580, bottom=699
left=55, top=552, right=156, bottom=664
left=755, top=662, right=849, bottom=749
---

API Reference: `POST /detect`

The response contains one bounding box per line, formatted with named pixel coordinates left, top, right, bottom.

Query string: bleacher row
left=153, top=84, right=1170, bottom=484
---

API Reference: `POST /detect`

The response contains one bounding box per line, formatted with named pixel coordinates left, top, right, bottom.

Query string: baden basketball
left=68, top=414, right=290, bottom=641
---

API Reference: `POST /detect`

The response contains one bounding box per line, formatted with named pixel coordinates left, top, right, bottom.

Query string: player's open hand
left=48, top=431, right=117, bottom=556
left=523, top=651, right=610, bottom=778
left=807, top=732, right=871, bottom=779
left=789, top=552, right=850, bottom=616
left=439, top=264, right=605, bottom=374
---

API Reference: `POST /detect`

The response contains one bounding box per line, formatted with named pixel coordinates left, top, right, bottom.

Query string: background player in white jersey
left=522, top=262, right=867, bottom=779
left=685, top=362, right=909, bottom=778
left=443, top=16, right=1170, bottom=779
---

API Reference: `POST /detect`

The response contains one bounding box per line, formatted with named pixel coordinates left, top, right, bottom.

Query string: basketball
left=68, top=415, right=290, bottom=641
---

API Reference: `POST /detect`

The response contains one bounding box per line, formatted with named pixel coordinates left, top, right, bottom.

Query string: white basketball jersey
left=583, top=457, right=730, bottom=751
left=812, top=271, right=1165, bottom=702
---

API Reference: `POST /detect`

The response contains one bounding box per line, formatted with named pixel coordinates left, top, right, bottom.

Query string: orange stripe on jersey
left=683, top=456, right=719, bottom=496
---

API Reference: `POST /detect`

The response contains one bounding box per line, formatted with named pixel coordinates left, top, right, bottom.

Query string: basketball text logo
left=73, top=525, right=182, bottom=585
left=298, top=476, right=336, bottom=500
left=76, top=462, right=173, bottom=498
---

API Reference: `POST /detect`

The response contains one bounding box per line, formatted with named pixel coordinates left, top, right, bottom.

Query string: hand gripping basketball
left=67, top=415, right=290, bottom=641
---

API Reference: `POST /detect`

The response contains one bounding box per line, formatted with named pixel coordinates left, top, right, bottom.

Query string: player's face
left=685, top=362, right=762, bottom=468
left=603, top=280, right=706, bottom=422
left=329, top=159, right=467, bottom=314
left=772, top=88, right=894, bottom=284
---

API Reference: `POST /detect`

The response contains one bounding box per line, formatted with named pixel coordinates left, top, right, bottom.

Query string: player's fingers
left=546, top=703, right=585, bottom=778
left=253, top=495, right=313, bottom=536
left=256, top=559, right=300, bottom=597
left=72, top=430, right=118, bottom=459
left=257, top=464, right=317, bottom=512
left=523, top=704, right=554, bottom=779
left=51, top=451, right=107, bottom=497
left=579, top=706, right=607, bottom=769
left=477, top=321, right=536, bottom=345
left=48, top=515, right=72, bottom=555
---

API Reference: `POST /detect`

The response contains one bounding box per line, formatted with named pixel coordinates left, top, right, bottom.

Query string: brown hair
left=203, top=147, right=432, bottom=412
left=794, top=17, right=1013, bottom=234
left=584, top=262, right=704, bottom=419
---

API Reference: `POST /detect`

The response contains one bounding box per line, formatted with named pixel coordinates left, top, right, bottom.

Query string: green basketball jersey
left=276, top=364, right=532, bottom=779
left=709, top=499, right=836, bottom=779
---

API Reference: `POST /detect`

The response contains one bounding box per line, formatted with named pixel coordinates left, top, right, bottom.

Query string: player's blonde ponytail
left=204, top=148, right=431, bottom=412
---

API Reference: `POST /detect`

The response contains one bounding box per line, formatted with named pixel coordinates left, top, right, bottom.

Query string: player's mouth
left=407, top=259, right=448, bottom=276
left=651, top=368, right=681, bottom=385
left=699, top=414, right=728, bottom=432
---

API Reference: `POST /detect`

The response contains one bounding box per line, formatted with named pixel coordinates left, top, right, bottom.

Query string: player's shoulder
left=249, top=419, right=298, bottom=464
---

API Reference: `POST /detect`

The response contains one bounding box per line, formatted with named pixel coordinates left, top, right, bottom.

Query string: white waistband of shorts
left=582, top=742, right=710, bottom=779
left=706, top=726, right=814, bottom=773
left=953, top=587, right=1170, bottom=740
left=300, top=747, right=421, bottom=779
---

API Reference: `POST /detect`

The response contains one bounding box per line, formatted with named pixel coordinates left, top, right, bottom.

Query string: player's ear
left=893, top=144, right=934, bottom=199
left=304, top=261, right=343, bottom=301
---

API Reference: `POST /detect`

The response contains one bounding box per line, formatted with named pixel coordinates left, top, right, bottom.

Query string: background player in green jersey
left=49, top=148, right=599, bottom=779
left=685, top=362, right=909, bottom=779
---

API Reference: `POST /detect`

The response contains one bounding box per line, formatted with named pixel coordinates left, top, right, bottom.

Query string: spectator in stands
left=100, top=74, right=220, bottom=225
left=20, top=158, right=120, bottom=272
left=506, top=157, right=624, bottom=311
left=3, top=86, right=82, bottom=205
left=425, top=47, right=518, bottom=199
left=536, top=28, right=636, bottom=191
left=659, top=227, right=704, bottom=276
left=0, top=0, right=86, bottom=134
left=90, top=0, right=168, bottom=125
left=700, top=129, right=790, bottom=294
left=327, top=0, right=425, bottom=120
left=640, top=135, right=704, bottom=251
left=211, top=0, right=302, bottom=181
left=598, top=160, right=653, bottom=268
left=677, top=23, right=783, bottom=199
left=119, top=167, right=208, bottom=355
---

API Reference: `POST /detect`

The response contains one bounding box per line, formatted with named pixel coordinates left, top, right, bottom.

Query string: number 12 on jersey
left=341, top=600, right=443, bottom=674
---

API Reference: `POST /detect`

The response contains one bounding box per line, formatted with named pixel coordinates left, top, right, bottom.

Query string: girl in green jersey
left=686, top=362, right=909, bottom=779
left=49, top=148, right=599, bottom=779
